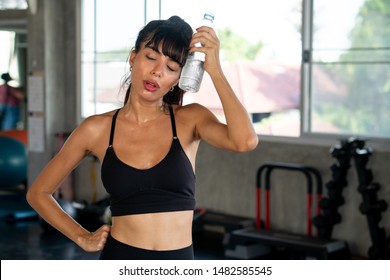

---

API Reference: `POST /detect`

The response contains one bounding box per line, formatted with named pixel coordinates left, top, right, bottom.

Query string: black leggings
left=99, top=234, right=194, bottom=260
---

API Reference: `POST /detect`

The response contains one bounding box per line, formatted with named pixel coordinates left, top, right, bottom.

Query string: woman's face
left=130, top=43, right=181, bottom=102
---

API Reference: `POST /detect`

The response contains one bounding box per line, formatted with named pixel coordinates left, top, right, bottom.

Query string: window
left=80, top=0, right=390, bottom=142
left=0, top=31, right=15, bottom=76
left=161, top=0, right=302, bottom=137
left=0, top=0, right=27, bottom=10
left=81, top=0, right=145, bottom=117
left=81, top=0, right=302, bottom=137
left=0, top=30, right=23, bottom=87
left=305, top=0, right=390, bottom=138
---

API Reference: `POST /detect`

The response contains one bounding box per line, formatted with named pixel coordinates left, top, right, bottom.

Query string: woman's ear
left=172, top=81, right=179, bottom=89
left=129, top=50, right=136, bottom=68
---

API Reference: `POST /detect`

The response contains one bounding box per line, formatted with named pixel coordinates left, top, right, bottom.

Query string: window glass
left=0, top=0, right=27, bottom=10
left=81, top=0, right=145, bottom=117
left=161, top=0, right=302, bottom=137
left=310, top=0, right=390, bottom=137
left=0, top=31, right=15, bottom=76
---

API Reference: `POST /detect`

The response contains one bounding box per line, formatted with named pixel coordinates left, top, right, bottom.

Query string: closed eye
left=167, top=65, right=179, bottom=72
left=144, top=47, right=179, bottom=72
left=146, top=55, right=156, bottom=60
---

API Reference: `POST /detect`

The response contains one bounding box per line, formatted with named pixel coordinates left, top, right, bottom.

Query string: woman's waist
left=110, top=210, right=193, bottom=250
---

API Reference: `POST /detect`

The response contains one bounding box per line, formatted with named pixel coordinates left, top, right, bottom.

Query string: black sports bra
left=101, top=105, right=196, bottom=216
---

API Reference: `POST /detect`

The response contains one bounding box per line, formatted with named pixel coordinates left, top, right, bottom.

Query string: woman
left=0, top=73, right=25, bottom=130
left=26, top=16, right=258, bottom=260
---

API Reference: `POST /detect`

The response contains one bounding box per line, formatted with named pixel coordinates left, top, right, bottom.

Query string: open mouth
left=144, top=80, right=160, bottom=91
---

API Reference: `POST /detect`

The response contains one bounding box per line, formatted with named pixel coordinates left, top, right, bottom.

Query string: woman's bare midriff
left=110, top=210, right=194, bottom=251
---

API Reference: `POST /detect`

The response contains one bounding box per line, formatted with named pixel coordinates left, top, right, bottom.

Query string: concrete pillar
left=27, top=0, right=78, bottom=186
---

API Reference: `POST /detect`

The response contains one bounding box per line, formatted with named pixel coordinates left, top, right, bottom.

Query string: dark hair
left=123, top=16, right=193, bottom=108
left=1, top=73, right=12, bottom=83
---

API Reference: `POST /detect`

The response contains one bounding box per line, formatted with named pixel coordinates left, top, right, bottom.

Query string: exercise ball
left=0, top=136, right=27, bottom=187
left=0, top=129, right=28, bottom=145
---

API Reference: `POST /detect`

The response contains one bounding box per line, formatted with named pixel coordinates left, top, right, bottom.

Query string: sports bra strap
left=109, top=106, right=177, bottom=147
left=109, top=109, right=120, bottom=146
left=168, top=105, right=177, bottom=139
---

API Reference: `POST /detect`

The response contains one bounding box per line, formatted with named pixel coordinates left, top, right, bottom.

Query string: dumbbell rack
left=313, top=137, right=390, bottom=259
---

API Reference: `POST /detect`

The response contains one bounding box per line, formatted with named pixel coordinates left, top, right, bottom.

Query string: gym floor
left=0, top=191, right=225, bottom=260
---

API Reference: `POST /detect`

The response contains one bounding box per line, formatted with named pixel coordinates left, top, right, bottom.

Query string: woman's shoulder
left=76, top=109, right=120, bottom=136
left=174, top=103, right=214, bottom=123
left=82, top=109, right=119, bottom=124
left=175, top=103, right=208, bottom=116
left=67, top=109, right=121, bottom=154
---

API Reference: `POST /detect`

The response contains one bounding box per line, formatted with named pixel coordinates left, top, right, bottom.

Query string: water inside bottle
left=179, top=59, right=204, bottom=92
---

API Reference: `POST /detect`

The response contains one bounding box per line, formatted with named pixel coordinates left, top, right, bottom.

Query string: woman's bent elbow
left=26, top=189, right=34, bottom=206
left=26, top=189, right=40, bottom=208
left=236, top=135, right=259, bottom=152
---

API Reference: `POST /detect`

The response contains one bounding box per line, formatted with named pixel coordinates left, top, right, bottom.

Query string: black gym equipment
left=192, top=208, right=255, bottom=257
left=313, top=139, right=353, bottom=239
left=225, top=162, right=350, bottom=259
left=254, top=163, right=323, bottom=237
left=350, top=138, right=390, bottom=259
left=228, top=138, right=389, bottom=259
left=313, top=137, right=390, bottom=259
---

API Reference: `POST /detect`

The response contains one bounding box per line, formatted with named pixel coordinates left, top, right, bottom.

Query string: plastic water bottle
left=179, top=13, right=215, bottom=93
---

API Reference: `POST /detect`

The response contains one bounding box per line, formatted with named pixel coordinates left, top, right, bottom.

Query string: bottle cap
left=203, top=13, right=214, bottom=22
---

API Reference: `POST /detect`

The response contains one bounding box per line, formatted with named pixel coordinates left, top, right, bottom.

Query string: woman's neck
left=123, top=99, right=165, bottom=126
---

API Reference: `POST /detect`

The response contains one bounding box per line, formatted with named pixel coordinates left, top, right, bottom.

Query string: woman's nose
left=151, top=63, right=163, bottom=77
